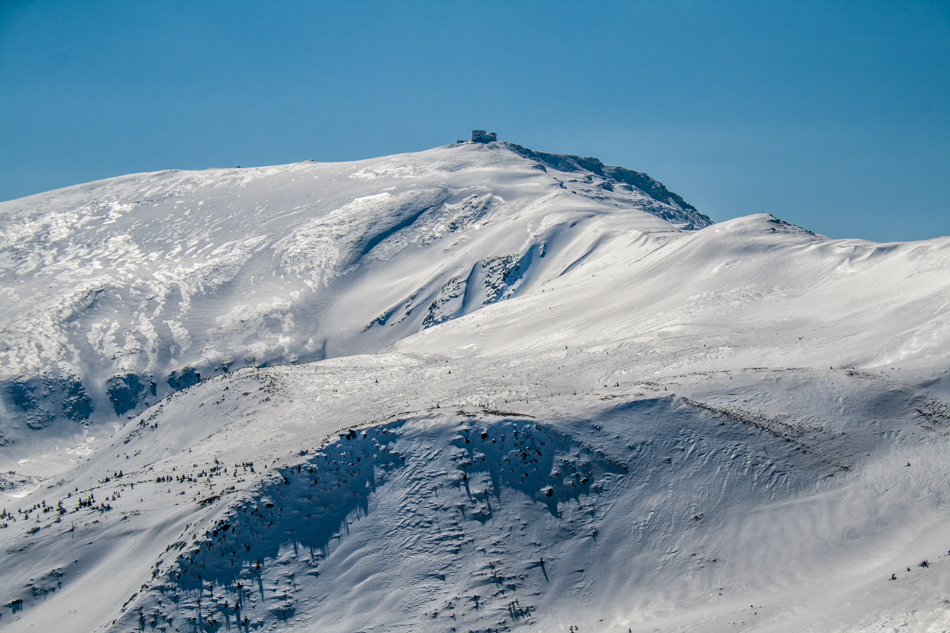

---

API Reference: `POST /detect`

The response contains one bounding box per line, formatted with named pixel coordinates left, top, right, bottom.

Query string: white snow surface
left=0, top=141, right=706, bottom=463
left=1, top=141, right=950, bottom=633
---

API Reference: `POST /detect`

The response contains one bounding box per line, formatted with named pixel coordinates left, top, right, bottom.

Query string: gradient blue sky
left=1, top=1, right=948, bottom=241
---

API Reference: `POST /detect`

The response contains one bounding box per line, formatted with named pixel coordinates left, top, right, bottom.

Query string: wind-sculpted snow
left=120, top=416, right=627, bottom=630
left=503, top=143, right=712, bottom=231
left=275, top=188, right=450, bottom=282
left=3, top=353, right=950, bottom=632
left=0, top=142, right=711, bottom=446
left=2, top=142, right=950, bottom=632
left=75, top=378, right=917, bottom=633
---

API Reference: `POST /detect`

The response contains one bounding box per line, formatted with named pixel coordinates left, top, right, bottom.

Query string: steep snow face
left=0, top=142, right=708, bottom=445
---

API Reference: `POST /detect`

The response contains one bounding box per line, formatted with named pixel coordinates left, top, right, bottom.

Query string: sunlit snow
left=1, top=142, right=949, bottom=632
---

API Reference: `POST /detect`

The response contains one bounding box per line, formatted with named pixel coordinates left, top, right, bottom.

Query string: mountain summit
left=0, top=142, right=708, bottom=441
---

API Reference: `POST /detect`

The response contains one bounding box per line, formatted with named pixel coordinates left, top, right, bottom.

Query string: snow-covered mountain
left=1, top=141, right=949, bottom=633
left=0, top=141, right=707, bottom=461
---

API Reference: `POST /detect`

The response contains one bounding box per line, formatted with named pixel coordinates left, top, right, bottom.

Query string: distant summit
left=0, top=141, right=708, bottom=438
left=457, top=129, right=498, bottom=143
left=471, top=129, right=497, bottom=143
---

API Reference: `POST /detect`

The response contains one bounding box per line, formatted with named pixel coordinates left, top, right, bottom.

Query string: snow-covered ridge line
left=501, top=142, right=711, bottom=230
left=0, top=142, right=709, bottom=456
left=3, top=355, right=948, bottom=632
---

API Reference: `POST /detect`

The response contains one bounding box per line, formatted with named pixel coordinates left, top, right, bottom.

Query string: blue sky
left=1, top=0, right=948, bottom=241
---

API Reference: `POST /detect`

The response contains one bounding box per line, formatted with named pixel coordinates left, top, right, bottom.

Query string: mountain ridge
left=500, top=142, right=710, bottom=230
left=1, top=143, right=949, bottom=632
left=0, top=142, right=710, bottom=453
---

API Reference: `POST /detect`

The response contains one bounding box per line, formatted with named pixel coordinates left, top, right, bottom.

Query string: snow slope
left=0, top=141, right=707, bottom=470
left=1, top=142, right=950, bottom=633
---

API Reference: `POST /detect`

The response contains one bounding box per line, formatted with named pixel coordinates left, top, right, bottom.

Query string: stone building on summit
left=471, top=130, right=497, bottom=143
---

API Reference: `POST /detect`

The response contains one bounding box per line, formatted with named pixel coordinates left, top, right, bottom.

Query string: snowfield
left=0, top=141, right=949, bottom=632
